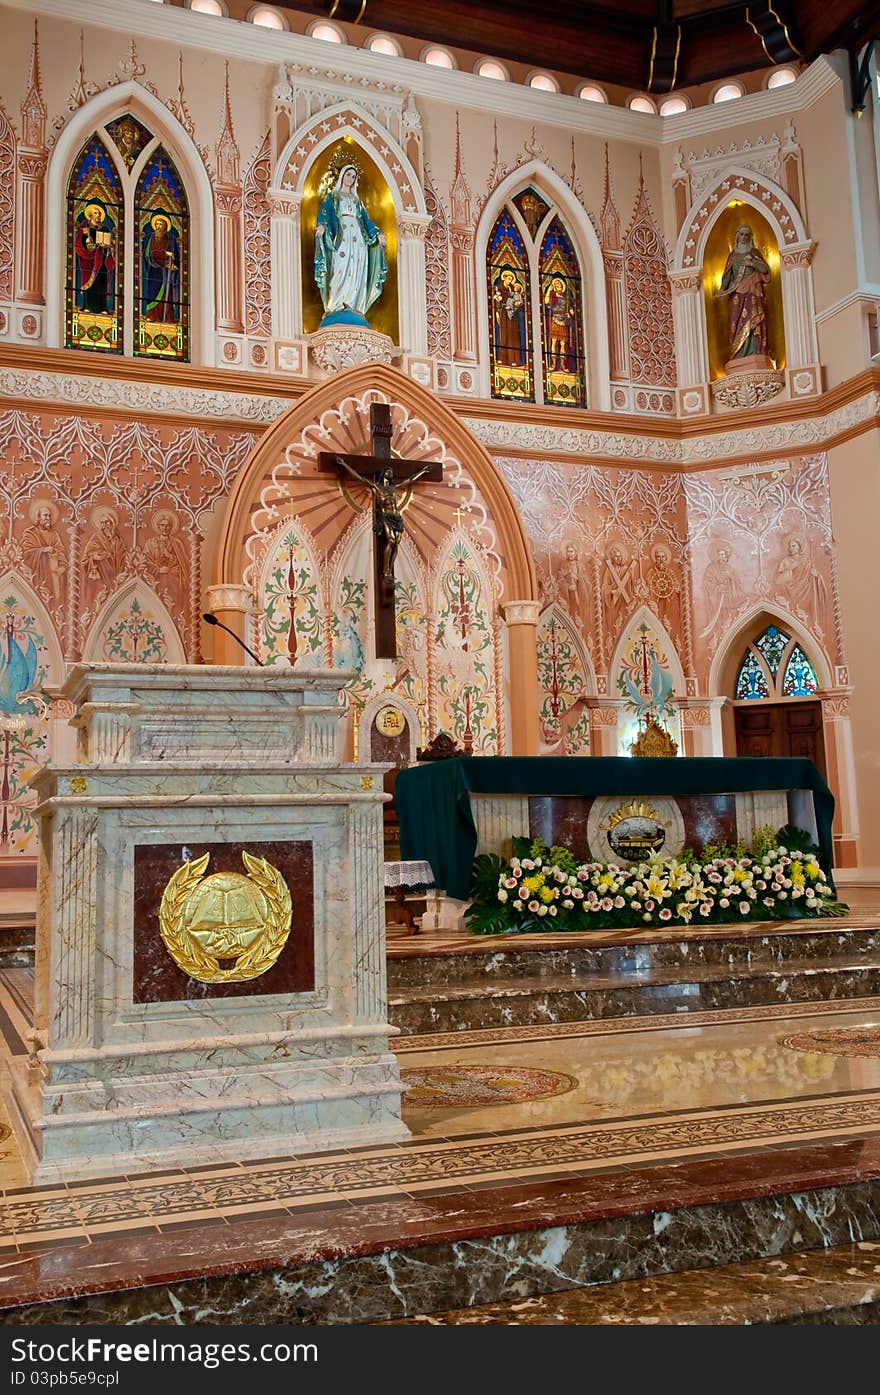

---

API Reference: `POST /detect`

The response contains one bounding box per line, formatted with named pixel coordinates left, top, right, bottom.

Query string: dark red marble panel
left=132, top=840, right=314, bottom=1003
left=528, top=793, right=737, bottom=859
left=528, top=797, right=594, bottom=859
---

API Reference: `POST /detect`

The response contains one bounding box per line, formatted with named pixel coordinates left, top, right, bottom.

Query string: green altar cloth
left=395, top=757, right=835, bottom=901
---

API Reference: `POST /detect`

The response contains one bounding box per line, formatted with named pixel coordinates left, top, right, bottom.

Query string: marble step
left=390, top=1240, right=880, bottom=1326
left=387, top=922, right=880, bottom=988
left=388, top=950, right=880, bottom=1034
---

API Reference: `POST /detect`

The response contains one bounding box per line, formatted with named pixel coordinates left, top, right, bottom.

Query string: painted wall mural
left=497, top=455, right=689, bottom=674
left=536, top=604, right=591, bottom=755
left=0, top=408, right=255, bottom=865
left=684, top=455, right=840, bottom=678
left=0, top=589, right=51, bottom=864
left=241, top=390, right=504, bottom=758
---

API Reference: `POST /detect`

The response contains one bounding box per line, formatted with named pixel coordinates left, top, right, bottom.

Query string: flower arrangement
left=464, top=826, right=846, bottom=937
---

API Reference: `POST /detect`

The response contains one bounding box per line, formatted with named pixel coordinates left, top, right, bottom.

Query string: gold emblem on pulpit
left=158, top=851, right=292, bottom=984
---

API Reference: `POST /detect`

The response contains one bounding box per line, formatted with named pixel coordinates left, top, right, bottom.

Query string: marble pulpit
left=7, top=663, right=408, bottom=1182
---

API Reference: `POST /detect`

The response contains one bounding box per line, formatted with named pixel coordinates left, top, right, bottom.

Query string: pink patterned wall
left=497, top=452, right=841, bottom=698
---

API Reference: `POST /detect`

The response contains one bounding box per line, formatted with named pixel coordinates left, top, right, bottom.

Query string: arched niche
left=703, top=202, right=785, bottom=377
left=273, top=106, right=428, bottom=353
left=672, top=168, right=817, bottom=396
left=217, top=363, right=536, bottom=607
left=253, top=514, right=325, bottom=667
left=610, top=605, right=685, bottom=755
left=536, top=603, right=596, bottom=755
left=0, top=571, right=65, bottom=687
left=82, top=580, right=186, bottom=665
left=45, top=82, right=214, bottom=364
left=432, top=526, right=502, bottom=755
left=475, top=161, right=610, bottom=410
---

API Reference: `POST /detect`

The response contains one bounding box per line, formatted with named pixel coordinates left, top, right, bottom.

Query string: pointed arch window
left=487, top=211, right=532, bottom=402
left=486, top=189, right=586, bottom=407
left=735, top=625, right=820, bottom=700
left=64, top=119, right=191, bottom=361
left=66, top=135, right=123, bottom=353
left=539, top=218, right=586, bottom=406
left=134, top=147, right=189, bottom=360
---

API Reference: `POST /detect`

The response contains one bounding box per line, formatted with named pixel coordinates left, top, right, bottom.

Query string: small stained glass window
left=539, top=218, right=586, bottom=408
left=134, top=146, right=189, bottom=362
left=65, top=136, right=123, bottom=354
left=735, top=649, right=770, bottom=700
left=487, top=212, right=533, bottom=403
left=782, top=645, right=819, bottom=696
left=755, top=624, right=790, bottom=676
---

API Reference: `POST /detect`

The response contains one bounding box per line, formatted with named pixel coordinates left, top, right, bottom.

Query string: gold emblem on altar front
left=158, top=851, right=292, bottom=984
left=602, top=800, right=668, bottom=861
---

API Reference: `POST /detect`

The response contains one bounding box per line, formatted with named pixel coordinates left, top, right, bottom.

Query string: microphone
left=202, top=612, right=265, bottom=667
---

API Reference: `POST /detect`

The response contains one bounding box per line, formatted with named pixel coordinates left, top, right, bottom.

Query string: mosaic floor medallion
left=401, top=1065, right=577, bottom=1109
left=782, top=1024, right=880, bottom=1059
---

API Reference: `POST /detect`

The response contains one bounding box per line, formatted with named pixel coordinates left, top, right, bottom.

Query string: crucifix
left=317, top=403, right=443, bottom=658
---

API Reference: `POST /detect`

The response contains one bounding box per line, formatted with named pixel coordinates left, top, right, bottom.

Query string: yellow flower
left=539, top=885, right=556, bottom=904
left=522, top=874, right=544, bottom=894
left=645, top=874, right=666, bottom=899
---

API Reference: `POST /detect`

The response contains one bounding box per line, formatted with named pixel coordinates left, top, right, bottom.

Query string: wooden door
left=733, top=700, right=826, bottom=779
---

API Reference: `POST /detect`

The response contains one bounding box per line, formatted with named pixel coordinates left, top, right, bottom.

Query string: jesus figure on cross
left=335, top=458, right=435, bottom=590
left=318, top=403, right=443, bottom=658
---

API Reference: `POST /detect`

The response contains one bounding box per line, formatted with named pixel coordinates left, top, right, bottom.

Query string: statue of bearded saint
left=714, top=223, right=772, bottom=367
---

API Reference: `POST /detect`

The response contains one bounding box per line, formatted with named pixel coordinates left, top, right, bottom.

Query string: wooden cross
left=317, top=403, right=443, bottom=659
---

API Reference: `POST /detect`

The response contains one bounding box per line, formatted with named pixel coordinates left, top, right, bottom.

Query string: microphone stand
left=202, top=613, right=265, bottom=667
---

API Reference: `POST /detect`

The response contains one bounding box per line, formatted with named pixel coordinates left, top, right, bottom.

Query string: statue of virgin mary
left=313, top=164, right=388, bottom=328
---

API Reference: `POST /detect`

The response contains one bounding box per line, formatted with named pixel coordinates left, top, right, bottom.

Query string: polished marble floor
left=4, top=955, right=880, bottom=1316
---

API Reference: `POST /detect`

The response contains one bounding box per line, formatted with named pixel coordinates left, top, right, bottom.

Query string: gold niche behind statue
left=629, top=713, right=679, bottom=758
left=702, top=200, right=785, bottom=380
left=158, top=851, right=293, bottom=984
left=301, top=138, right=399, bottom=341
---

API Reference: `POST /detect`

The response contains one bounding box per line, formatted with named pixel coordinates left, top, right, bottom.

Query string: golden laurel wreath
left=158, top=851, right=293, bottom=985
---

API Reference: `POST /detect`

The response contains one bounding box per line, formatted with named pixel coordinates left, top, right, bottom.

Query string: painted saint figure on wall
left=141, top=212, right=180, bottom=324
left=715, top=224, right=772, bottom=365
left=74, top=201, right=116, bottom=315
left=314, top=165, right=387, bottom=328
left=21, top=501, right=67, bottom=606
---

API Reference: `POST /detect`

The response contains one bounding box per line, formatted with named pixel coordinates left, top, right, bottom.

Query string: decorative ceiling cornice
left=4, top=0, right=841, bottom=150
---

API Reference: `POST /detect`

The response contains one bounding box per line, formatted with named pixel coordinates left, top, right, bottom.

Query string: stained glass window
left=134, top=146, right=189, bottom=361
left=782, top=645, right=819, bottom=696
left=735, top=649, right=770, bottom=700
left=512, top=187, right=550, bottom=239
left=539, top=218, right=586, bottom=408
left=755, top=624, right=790, bottom=675
left=65, top=136, right=123, bottom=353
left=105, top=114, right=152, bottom=172
left=487, top=212, right=533, bottom=403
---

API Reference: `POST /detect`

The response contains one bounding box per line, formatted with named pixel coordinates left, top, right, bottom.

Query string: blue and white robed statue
left=314, top=163, right=388, bottom=329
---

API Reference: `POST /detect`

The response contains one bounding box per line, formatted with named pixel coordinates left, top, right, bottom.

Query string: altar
left=396, top=757, right=835, bottom=901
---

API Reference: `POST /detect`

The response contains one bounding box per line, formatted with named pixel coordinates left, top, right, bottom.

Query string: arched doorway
left=728, top=619, right=826, bottom=776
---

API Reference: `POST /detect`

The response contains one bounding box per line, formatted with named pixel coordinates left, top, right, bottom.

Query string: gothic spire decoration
left=21, top=18, right=46, bottom=148
left=600, top=143, right=620, bottom=251
left=215, top=61, right=240, bottom=186
left=450, top=110, right=471, bottom=226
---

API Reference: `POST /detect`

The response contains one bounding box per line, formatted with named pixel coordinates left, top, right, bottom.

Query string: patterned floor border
left=3, top=1088, right=880, bottom=1249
